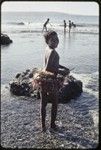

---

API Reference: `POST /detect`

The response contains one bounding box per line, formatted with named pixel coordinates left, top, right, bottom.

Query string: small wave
left=73, top=31, right=98, bottom=35
left=71, top=72, right=99, bottom=98
left=7, top=22, right=25, bottom=25
left=76, top=23, right=98, bottom=27
left=20, top=30, right=42, bottom=33
left=2, top=29, right=98, bottom=35
left=59, top=23, right=98, bottom=28
left=2, top=28, right=98, bottom=35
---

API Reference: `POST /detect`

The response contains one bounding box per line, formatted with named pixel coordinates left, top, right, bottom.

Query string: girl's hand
left=65, top=68, right=70, bottom=75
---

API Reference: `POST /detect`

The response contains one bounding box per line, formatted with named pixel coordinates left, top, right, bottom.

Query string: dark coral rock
left=1, top=33, right=13, bottom=45
left=9, top=68, right=83, bottom=103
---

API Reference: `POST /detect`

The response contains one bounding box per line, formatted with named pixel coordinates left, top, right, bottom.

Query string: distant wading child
left=64, top=20, right=67, bottom=33
left=39, top=30, right=70, bottom=132
left=71, top=22, right=76, bottom=28
left=42, top=18, right=50, bottom=32
left=69, top=20, right=72, bottom=33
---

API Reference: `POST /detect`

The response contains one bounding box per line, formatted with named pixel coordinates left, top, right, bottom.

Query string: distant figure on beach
left=42, top=18, right=50, bottom=32
left=69, top=20, right=72, bottom=33
left=40, top=30, right=70, bottom=131
left=71, top=22, right=76, bottom=28
left=64, top=20, right=67, bottom=33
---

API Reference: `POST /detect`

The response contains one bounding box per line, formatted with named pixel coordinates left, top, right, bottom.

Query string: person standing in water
left=72, top=22, right=76, bottom=28
left=69, top=20, right=72, bottom=33
left=64, top=20, right=67, bottom=33
left=40, top=30, right=70, bottom=132
left=42, top=18, right=50, bottom=32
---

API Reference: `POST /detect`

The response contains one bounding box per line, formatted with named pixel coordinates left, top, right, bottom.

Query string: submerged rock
left=9, top=68, right=83, bottom=103
left=17, top=22, right=24, bottom=25
left=59, top=79, right=82, bottom=103
left=1, top=33, right=13, bottom=45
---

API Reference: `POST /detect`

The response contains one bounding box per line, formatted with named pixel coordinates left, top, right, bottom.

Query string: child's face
left=48, top=34, right=59, bottom=49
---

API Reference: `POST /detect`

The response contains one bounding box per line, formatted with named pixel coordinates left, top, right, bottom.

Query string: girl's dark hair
left=44, top=30, right=57, bottom=44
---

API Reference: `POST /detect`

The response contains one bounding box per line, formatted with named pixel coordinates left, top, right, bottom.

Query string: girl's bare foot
left=50, top=123, right=59, bottom=131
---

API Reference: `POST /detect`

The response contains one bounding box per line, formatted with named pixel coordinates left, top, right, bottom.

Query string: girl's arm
left=59, top=64, right=67, bottom=69
left=59, top=65, right=70, bottom=75
left=45, top=50, right=58, bottom=75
